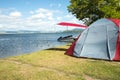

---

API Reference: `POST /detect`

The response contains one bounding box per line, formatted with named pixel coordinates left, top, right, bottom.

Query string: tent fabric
left=108, top=18, right=120, bottom=60
left=57, top=22, right=87, bottom=28
left=65, top=35, right=81, bottom=56
left=113, top=31, right=120, bottom=60
left=65, top=18, right=120, bottom=61
left=109, top=19, right=120, bottom=27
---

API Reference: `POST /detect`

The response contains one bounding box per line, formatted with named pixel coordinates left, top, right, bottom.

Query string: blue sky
left=0, top=0, right=83, bottom=32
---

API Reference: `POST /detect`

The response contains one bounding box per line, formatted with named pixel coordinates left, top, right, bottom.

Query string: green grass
left=0, top=45, right=120, bottom=80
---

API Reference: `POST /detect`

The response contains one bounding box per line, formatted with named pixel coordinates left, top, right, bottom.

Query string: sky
left=0, top=0, right=84, bottom=32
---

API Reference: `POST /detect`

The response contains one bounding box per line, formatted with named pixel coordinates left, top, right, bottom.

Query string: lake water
left=0, top=32, right=80, bottom=58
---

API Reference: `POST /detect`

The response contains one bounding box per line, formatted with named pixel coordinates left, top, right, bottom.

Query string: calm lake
left=0, top=32, right=80, bottom=58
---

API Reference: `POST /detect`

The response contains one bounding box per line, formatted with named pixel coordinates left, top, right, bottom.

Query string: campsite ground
left=0, top=44, right=120, bottom=80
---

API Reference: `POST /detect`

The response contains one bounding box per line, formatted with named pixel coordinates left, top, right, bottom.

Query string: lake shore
left=0, top=45, right=120, bottom=80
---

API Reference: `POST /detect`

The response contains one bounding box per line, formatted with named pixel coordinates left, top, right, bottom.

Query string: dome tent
left=65, top=18, right=120, bottom=61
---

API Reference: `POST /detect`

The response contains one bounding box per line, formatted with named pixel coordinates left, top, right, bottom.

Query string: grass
left=0, top=45, right=120, bottom=80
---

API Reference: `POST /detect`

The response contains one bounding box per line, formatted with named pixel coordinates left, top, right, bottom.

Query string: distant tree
left=68, top=0, right=120, bottom=25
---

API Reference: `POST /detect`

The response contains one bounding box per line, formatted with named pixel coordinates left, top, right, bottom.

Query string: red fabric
left=65, top=35, right=80, bottom=56
left=109, top=18, right=120, bottom=60
left=65, top=39, right=77, bottom=56
left=57, top=22, right=87, bottom=28
left=113, top=32, right=120, bottom=60
left=108, top=19, right=120, bottom=27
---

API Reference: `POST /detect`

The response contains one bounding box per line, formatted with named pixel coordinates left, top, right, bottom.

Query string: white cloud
left=36, top=8, right=48, bottom=13
left=31, top=13, right=46, bottom=19
left=65, top=15, right=73, bottom=18
left=9, top=11, right=22, bottom=17
left=0, top=8, right=84, bottom=32
left=57, top=17, right=62, bottom=20
left=30, top=8, right=54, bottom=21
left=0, top=24, right=3, bottom=28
